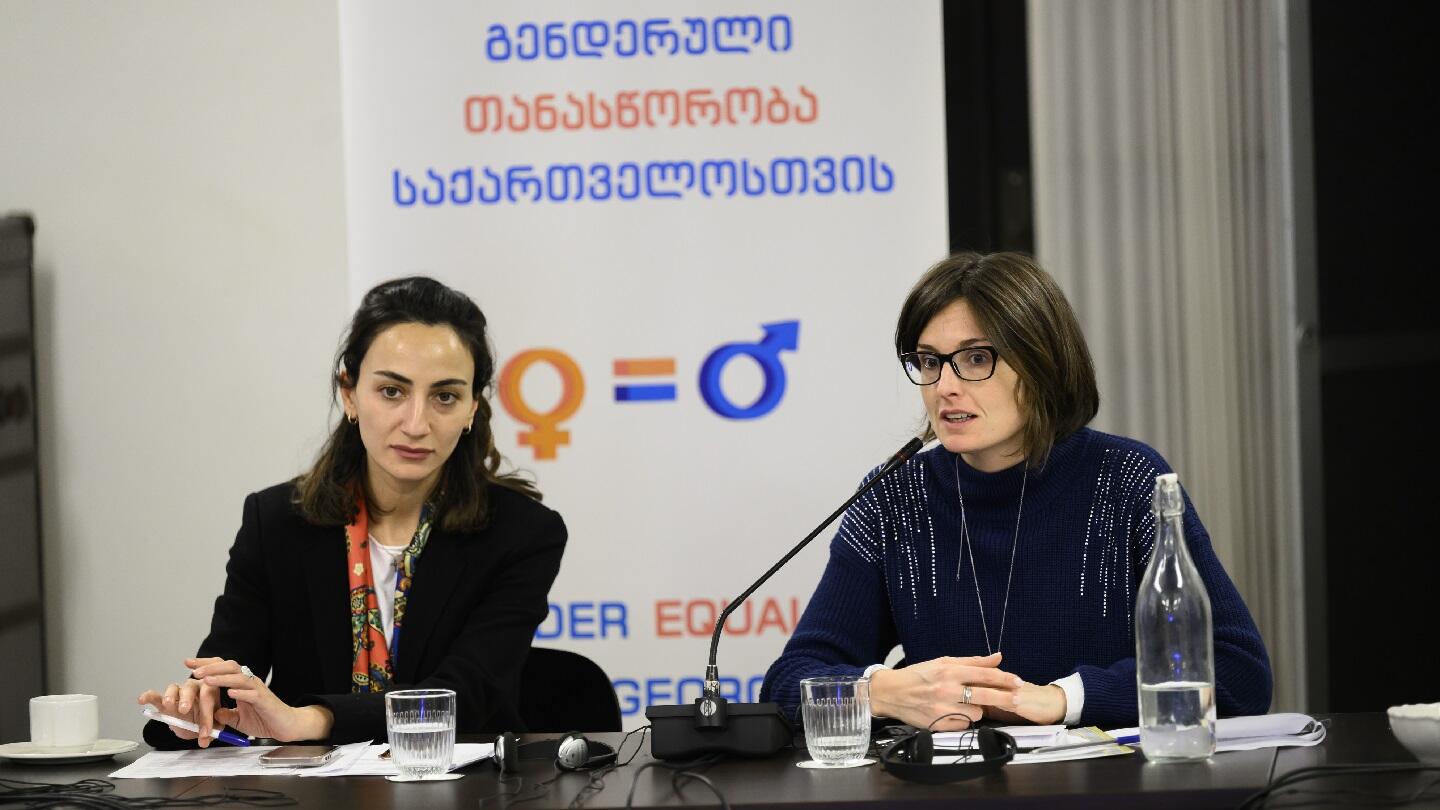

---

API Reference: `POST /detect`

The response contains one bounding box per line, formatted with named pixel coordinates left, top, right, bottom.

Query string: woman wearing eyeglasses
left=760, top=252, right=1271, bottom=731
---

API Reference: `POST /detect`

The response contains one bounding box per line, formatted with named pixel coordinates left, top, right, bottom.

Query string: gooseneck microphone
left=701, top=437, right=925, bottom=698
left=646, top=437, right=925, bottom=759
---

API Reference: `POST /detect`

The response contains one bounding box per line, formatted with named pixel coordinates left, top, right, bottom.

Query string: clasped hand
left=137, top=657, right=332, bottom=746
left=868, top=652, right=1067, bottom=731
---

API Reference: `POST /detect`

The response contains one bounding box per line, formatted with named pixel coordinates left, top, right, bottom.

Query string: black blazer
left=144, top=480, right=566, bottom=746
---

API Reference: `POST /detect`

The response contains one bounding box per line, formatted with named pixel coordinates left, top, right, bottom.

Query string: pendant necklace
left=953, top=456, right=1027, bottom=656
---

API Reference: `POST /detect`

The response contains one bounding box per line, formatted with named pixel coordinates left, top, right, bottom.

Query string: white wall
left=0, top=1, right=348, bottom=740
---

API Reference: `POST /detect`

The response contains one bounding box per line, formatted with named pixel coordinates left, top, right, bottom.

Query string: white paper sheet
left=932, top=726, right=1132, bottom=765
left=894, top=713, right=1325, bottom=769
left=305, top=743, right=494, bottom=777
left=1105, top=713, right=1326, bottom=752
left=109, top=742, right=494, bottom=779
left=934, top=725, right=1066, bottom=750
left=110, top=745, right=291, bottom=779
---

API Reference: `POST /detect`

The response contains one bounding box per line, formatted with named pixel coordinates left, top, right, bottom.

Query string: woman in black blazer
left=139, top=277, right=566, bottom=746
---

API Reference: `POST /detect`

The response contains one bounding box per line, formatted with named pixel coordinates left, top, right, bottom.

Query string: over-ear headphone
left=493, top=731, right=618, bottom=774
left=879, top=726, right=1016, bottom=784
left=555, top=731, right=617, bottom=771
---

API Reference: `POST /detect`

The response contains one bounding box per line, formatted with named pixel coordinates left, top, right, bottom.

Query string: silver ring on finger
left=962, top=685, right=973, bottom=704
left=240, top=665, right=256, bottom=681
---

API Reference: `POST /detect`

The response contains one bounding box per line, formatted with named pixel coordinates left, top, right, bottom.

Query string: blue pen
left=1028, top=733, right=1140, bottom=754
left=142, top=707, right=251, bottom=747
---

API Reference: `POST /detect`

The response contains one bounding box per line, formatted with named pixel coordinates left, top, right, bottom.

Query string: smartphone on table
left=258, top=744, right=341, bottom=767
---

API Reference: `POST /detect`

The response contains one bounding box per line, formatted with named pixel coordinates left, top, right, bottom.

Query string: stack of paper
left=1104, top=712, right=1326, bottom=752
left=933, top=725, right=1063, bottom=750
left=305, top=743, right=494, bottom=777
left=925, top=713, right=1324, bottom=766
left=110, top=742, right=494, bottom=779
left=932, top=725, right=1131, bottom=765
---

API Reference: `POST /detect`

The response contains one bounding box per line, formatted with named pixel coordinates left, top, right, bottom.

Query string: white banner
left=339, top=0, right=947, bottom=727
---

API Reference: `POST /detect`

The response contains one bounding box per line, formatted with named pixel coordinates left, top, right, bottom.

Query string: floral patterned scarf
left=344, top=494, right=435, bottom=693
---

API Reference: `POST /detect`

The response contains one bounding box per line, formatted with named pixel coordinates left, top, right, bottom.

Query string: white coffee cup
left=30, top=694, right=99, bottom=752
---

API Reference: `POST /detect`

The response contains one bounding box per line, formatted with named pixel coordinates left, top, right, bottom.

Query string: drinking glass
left=384, top=689, right=456, bottom=778
left=800, top=676, right=871, bottom=766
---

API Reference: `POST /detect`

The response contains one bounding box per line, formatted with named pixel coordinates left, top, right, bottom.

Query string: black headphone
left=878, top=726, right=1016, bottom=784
left=493, top=731, right=618, bottom=774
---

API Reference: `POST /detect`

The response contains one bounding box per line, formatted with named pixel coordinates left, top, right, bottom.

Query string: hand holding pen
left=136, top=657, right=236, bottom=748
left=141, top=706, right=250, bottom=747
left=138, top=656, right=335, bottom=746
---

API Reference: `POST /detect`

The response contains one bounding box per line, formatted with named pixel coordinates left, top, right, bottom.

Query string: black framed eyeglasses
left=899, top=346, right=1000, bottom=385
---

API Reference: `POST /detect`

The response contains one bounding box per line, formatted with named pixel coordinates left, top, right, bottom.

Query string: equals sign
left=613, top=358, right=677, bottom=402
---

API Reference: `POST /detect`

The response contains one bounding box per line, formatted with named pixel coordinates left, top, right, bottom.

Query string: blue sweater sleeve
left=759, top=491, right=898, bottom=724
left=1075, top=476, right=1273, bottom=727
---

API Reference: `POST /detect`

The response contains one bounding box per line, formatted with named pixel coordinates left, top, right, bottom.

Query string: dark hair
left=894, top=251, right=1099, bottom=468
left=294, top=276, right=539, bottom=530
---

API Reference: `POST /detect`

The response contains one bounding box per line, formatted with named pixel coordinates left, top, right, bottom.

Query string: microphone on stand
left=646, top=437, right=926, bottom=759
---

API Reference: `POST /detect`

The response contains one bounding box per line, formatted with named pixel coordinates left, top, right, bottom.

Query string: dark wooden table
left=0, top=714, right=1431, bottom=809
left=1267, top=713, right=1439, bottom=808
left=0, top=751, right=204, bottom=803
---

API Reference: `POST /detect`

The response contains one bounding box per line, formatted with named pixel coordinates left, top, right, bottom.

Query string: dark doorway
left=1310, top=3, right=1440, bottom=712
left=0, top=213, right=46, bottom=742
left=943, top=0, right=1033, bottom=254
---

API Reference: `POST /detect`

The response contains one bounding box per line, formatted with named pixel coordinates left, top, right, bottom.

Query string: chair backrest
left=519, top=647, right=623, bottom=732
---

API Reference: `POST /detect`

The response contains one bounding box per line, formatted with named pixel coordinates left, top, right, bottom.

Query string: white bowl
left=1388, top=703, right=1440, bottom=764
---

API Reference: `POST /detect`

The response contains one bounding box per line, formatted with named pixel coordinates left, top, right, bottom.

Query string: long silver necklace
left=953, top=456, right=1027, bottom=656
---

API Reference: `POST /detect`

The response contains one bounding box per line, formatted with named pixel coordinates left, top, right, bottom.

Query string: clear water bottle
left=1135, top=472, right=1216, bottom=761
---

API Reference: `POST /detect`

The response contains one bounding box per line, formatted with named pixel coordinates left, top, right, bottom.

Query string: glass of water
left=384, top=689, right=456, bottom=779
left=800, top=676, right=870, bottom=766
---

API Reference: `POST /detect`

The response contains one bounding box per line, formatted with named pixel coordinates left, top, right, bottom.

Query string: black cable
left=926, top=711, right=978, bottom=732
left=565, top=726, right=650, bottom=809
left=473, top=774, right=524, bottom=807
left=614, top=727, right=651, bottom=768
left=920, top=713, right=981, bottom=759
left=624, top=753, right=728, bottom=809
left=669, top=767, right=730, bottom=810
left=497, top=770, right=567, bottom=809
left=0, top=776, right=294, bottom=808
left=495, top=726, right=654, bottom=809
left=1252, top=774, right=1440, bottom=808
left=1238, top=762, right=1440, bottom=810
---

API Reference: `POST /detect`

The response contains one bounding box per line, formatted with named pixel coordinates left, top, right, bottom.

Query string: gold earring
left=463, top=422, right=472, bottom=434
left=347, top=413, right=358, bottom=425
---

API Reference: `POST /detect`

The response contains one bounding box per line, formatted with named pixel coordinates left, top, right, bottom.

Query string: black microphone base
left=645, top=701, right=794, bottom=760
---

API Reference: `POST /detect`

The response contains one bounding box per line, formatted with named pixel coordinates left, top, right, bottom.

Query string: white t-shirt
left=367, top=536, right=407, bottom=645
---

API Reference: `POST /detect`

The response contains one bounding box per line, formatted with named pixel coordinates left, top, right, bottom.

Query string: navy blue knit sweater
left=760, top=428, right=1272, bottom=729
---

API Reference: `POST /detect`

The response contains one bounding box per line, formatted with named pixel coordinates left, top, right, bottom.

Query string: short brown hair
left=894, top=251, right=1099, bottom=468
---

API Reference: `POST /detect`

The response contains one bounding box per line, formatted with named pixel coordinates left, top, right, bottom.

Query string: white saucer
left=0, top=739, right=139, bottom=765
left=385, top=772, right=464, bottom=782
left=797, top=757, right=876, bottom=769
